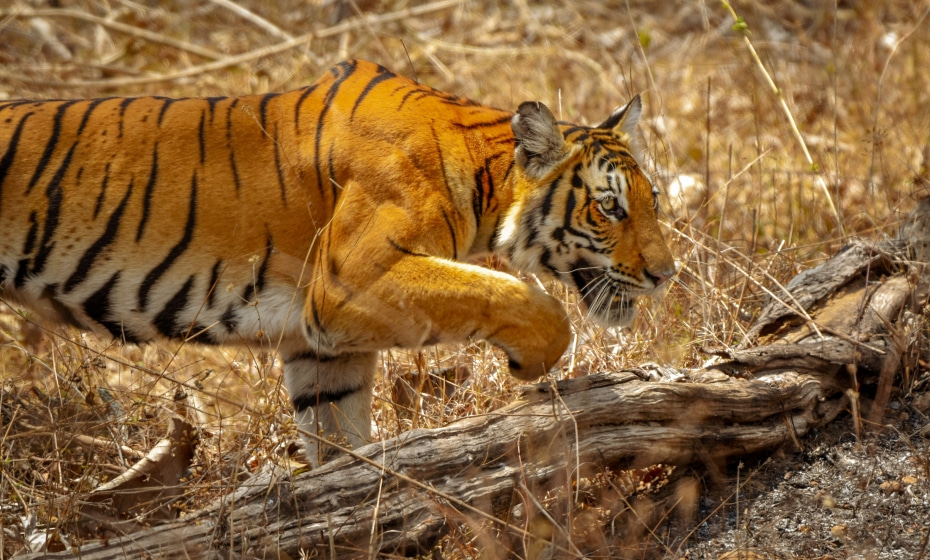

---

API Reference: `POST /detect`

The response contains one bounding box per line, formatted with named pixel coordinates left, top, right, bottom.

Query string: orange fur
left=0, top=60, right=675, bottom=464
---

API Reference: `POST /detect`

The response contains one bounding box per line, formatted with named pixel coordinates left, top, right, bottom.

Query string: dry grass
left=1, top=0, right=928, bottom=558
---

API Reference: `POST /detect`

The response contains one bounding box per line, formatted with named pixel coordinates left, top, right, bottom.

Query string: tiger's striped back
left=0, top=60, right=675, bottom=464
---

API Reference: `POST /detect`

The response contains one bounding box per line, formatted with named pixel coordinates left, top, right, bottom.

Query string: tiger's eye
left=600, top=197, right=617, bottom=212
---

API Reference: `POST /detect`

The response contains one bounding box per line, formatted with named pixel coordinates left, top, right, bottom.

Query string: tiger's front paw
left=503, top=310, right=572, bottom=381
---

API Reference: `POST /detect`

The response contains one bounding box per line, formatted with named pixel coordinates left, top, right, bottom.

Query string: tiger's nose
left=644, top=266, right=675, bottom=287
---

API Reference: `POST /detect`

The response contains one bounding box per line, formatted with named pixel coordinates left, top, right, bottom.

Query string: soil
left=682, top=384, right=930, bottom=560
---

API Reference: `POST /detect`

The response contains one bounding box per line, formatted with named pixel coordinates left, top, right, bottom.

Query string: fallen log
left=20, top=201, right=928, bottom=559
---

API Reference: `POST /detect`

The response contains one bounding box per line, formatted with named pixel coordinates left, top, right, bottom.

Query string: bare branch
left=208, top=0, right=292, bottom=41
left=0, top=8, right=223, bottom=60
left=0, top=0, right=465, bottom=89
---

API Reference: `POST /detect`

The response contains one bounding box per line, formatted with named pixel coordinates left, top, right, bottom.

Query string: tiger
left=0, top=59, right=676, bottom=465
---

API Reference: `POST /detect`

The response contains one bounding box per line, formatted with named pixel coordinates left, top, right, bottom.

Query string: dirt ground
left=683, top=384, right=930, bottom=560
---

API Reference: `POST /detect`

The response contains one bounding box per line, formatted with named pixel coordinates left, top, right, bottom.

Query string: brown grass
left=1, top=0, right=928, bottom=557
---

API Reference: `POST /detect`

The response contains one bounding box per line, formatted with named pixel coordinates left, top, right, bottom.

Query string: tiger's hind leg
left=282, top=349, right=377, bottom=466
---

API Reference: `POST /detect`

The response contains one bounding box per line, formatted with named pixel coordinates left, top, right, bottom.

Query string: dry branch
left=0, top=0, right=465, bottom=89
left=76, top=417, right=198, bottom=537
left=207, top=0, right=292, bottom=41
left=17, top=205, right=928, bottom=558
left=15, top=370, right=841, bottom=559
left=0, top=8, right=223, bottom=60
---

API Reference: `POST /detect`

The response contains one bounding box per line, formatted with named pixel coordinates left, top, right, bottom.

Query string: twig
left=721, top=1, right=841, bottom=229
left=0, top=8, right=222, bottom=60
left=624, top=0, right=680, bottom=176
left=207, top=0, right=292, bottom=41
left=0, top=0, right=466, bottom=89
left=866, top=3, right=930, bottom=194
left=675, top=228, right=828, bottom=345
left=414, top=37, right=617, bottom=97
left=90, top=417, right=192, bottom=494
left=369, top=441, right=388, bottom=558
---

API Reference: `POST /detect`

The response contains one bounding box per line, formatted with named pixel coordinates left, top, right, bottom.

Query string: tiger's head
left=498, top=96, right=676, bottom=327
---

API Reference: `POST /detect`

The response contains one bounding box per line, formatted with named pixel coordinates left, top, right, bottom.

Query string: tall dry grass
left=1, top=0, right=928, bottom=557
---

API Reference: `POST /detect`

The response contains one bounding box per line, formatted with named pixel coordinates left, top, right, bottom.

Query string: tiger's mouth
left=570, top=266, right=637, bottom=327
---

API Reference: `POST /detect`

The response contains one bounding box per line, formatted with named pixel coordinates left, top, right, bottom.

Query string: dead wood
left=17, top=201, right=929, bottom=560
left=74, top=417, right=198, bottom=538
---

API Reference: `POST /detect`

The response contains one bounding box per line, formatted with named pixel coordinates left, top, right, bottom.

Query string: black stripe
left=76, top=98, right=111, bottom=135
left=138, top=173, right=198, bottom=311
left=538, top=247, right=557, bottom=274
left=522, top=205, right=545, bottom=251
left=205, top=97, right=223, bottom=125
left=397, top=89, right=424, bottom=112
left=396, top=89, right=419, bottom=112
left=206, top=260, right=222, bottom=309
left=188, top=325, right=219, bottom=345
left=450, top=113, right=513, bottom=130
left=294, top=85, right=318, bottom=133
left=285, top=349, right=343, bottom=363
left=563, top=189, right=578, bottom=231
left=484, top=157, right=496, bottom=209
left=258, top=93, right=278, bottom=130
left=540, top=175, right=563, bottom=218
left=501, top=159, right=515, bottom=185
left=242, top=238, right=272, bottom=303
left=13, top=259, right=30, bottom=289
left=21, top=211, right=39, bottom=255
left=92, top=163, right=112, bottom=220
left=31, top=143, right=77, bottom=278
left=197, top=109, right=206, bottom=165
left=26, top=100, right=78, bottom=194
left=327, top=139, right=339, bottom=203
left=65, top=181, right=134, bottom=293
left=0, top=100, right=36, bottom=115
left=387, top=238, right=427, bottom=257
left=314, top=61, right=357, bottom=205
left=157, top=98, right=179, bottom=127
left=136, top=143, right=159, bottom=242
left=309, top=297, right=324, bottom=333
left=475, top=159, right=504, bottom=228
left=0, top=265, right=6, bottom=286
left=272, top=124, right=288, bottom=204
left=440, top=208, right=458, bottom=260
left=429, top=124, right=455, bottom=201
left=561, top=126, right=587, bottom=139
left=83, top=271, right=142, bottom=343
left=153, top=274, right=195, bottom=338
left=447, top=90, right=480, bottom=107
left=228, top=149, right=242, bottom=194
left=292, top=386, right=359, bottom=413
left=14, top=210, right=37, bottom=286
left=116, top=98, right=137, bottom=139
left=220, top=305, right=237, bottom=332
left=350, top=65, right=393, bottom=119
left=0, top=111, right=34, bottom=212
left=226, top=100, right=242, bottom=194
left=472, top=167, right=485, bottom=226
left=583, top=201, right=600, bottom=230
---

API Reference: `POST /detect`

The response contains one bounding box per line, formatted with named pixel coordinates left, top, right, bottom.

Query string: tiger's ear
left=512, top=101, right=567, bottom=179
left=598, top=94, right=643, bottom=158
